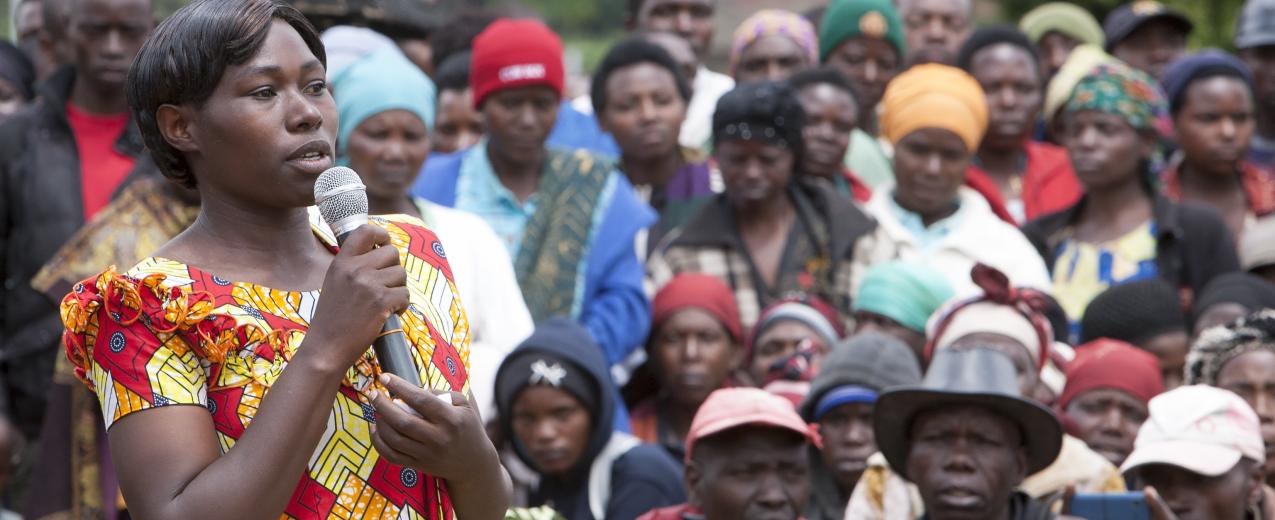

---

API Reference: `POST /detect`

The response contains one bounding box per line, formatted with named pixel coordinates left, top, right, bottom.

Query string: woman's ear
left=157, top=104, right=199, bottom=154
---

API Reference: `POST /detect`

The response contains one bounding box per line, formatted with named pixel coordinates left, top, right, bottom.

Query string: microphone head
left=315, top=166, right=369, bottom=237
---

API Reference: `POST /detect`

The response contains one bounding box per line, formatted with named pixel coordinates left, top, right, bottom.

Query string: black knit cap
left=712, top=80, right=807, bottom=167
left=1081, top=278, right=1187, bottom=345
left=1193, top=272, right=1275, bottom=322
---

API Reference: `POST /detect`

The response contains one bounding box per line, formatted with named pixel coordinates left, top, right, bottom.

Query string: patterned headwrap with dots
left=729, top=9, right=819, bottom=76
left=712, top=80, right=806, bottom=162
left=1186, top=309, right=1275, bottom=386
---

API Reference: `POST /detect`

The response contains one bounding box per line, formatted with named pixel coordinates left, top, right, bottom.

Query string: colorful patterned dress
left=59, top=215, right=471, bottom=520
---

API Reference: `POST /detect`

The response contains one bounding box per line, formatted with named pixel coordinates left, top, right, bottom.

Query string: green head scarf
left=818, top=0, right=905, bottom=63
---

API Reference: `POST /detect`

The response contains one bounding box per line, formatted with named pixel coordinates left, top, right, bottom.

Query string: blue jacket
left=412, top=148, right=654, bottom=368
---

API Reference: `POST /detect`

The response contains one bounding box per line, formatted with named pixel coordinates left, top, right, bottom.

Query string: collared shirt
left=885, top=191, right=967, bottom=252
left=454, top=140, right=539, bottom=257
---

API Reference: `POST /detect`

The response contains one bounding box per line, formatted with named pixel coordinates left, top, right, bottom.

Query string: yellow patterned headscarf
left=880, top=63, right=989, bottom=152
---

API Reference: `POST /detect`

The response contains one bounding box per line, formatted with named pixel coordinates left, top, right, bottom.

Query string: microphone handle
left=334, top=229, right=423, bottom=389
left=374, top=314, right=423, bottom=389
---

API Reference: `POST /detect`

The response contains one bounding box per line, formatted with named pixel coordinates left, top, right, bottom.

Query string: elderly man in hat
left=875, top=347, right=1063, bottom=519
left=1103, top=0, right=1192, bottom=79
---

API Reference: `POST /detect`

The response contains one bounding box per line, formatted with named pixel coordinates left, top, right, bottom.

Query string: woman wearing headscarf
left=1058, top=339, right=1163, bottom=468
left=729, top=9, right=818, bottom=85
left=629, top=274, right=744, bottom=464
left=1188, top=310, right=1275, bottom=498
left=850, top=261, right=954, bottom=362
left=799, top=333, right=922, bottom=520
left=1040, top=44, right=1118, bottom=143
left=331, top=44, right=533, bottom=422
left=817, top=0, right=906, bottom=188
left=1019, top=2, right=1105, bottom=82
left=746, top=298, right=843, bottom=404
left=648, top=81, right=896, bottom=332
left=1023, top=62, right=1240, bottom=335
left=1160, top=50, right=1275, bottom=240
left=864, top=64, right=1050, bottom=296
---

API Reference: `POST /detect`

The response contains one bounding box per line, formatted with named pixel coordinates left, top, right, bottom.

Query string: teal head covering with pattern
left=1063, top=62, right=1172, bottom=138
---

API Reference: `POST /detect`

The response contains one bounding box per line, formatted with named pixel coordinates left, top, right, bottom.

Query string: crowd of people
left=3, top=0, right=1275, bottom=518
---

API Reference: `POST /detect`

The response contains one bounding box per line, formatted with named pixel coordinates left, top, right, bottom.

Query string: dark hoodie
left=496, top=318, right=686, bottom=520
left=798, top=333, right=924, bottom=520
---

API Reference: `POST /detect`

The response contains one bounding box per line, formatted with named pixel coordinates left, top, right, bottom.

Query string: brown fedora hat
left=873, top=347, right=1063, bottom=479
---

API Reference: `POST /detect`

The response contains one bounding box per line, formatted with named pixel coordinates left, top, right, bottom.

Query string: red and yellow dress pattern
left=59, top=215, right=471, bottom=520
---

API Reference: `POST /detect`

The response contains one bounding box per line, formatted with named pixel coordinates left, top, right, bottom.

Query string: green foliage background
left=1001, top=0, right=1247, bottom=50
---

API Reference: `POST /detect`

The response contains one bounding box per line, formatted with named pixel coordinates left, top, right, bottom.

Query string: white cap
left=1121, top=385, right=1265, bottom=477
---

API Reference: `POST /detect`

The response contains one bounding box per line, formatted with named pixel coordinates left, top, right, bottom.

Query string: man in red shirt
left=0, top=0, right=154, bottom=442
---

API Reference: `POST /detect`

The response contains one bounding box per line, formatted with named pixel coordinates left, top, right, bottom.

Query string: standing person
left=1040, top=44, right=1117, bottom=143
left=1193, top=272, right=1275, bottom=335
left=59, top=0, right=513, bottom=516
left=331, top=44, right=533, bottom=422
left=628, top=0, right=731, bottom=151
left=0, top=0, right=155, bottom=443
left=0, top=42, right=34, bottom=123
left=1103, top=1, right=1192, bottom=79
left=431, top=52, right=483, bottom=155
left=1161, top=51, right=1275, bottom=240
left=957, top=26, right=1081, bottom=224
left=416, top=19, right=655, bottom=372
left=631, top=274, right=744, bottom=464
left=817, top=0, right=905, bottom=189
left=897, top=0, right=972, bottom=66
left=1188, top=311, right=1275, bottom=489
left=1059, top=339, right=1164, bottom=468
left=789, top=67, right=872, bottom=203
left=865, top=64, right=1051, bottom=295
left=728, top=9, right=818, bottom=85
left=850, top=261, right=954, bottom=362
left=1120, top=385, right=1266, bottom=520
left=592, top=37, right=718, bottom=256
left=799, top=333, right=922, bottom=520
left=1238, top=0, right=1275, bottom=170
left=638, top=387, right=815, bottom=520
left=647, top=81, right=896, bottom=332
left=1019, top=2, right=1105, bottom=82
left=496, top=318, right=686, bottom=520
left=1023, top=62, right=1240, bottom=334
left=1081, top=279, right=1192, bottom=390
left=746, top=299, right=842, bottom=399
left=1245, top=218, right=1275, bottom=285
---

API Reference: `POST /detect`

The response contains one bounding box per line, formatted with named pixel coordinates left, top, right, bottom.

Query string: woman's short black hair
left=956, top=25, right=1040, bottom=75
left=434, top=51, right=472, bottom=95
left=591, top=37, right=693, bottom=116
left=127, top=0, right=325, bottom=188
left=787, top=66, right=860, bottom=109
left=712, top=81, right=806, bottom=168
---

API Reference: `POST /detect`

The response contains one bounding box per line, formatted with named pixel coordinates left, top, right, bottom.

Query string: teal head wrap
left=332, top=46, right=437, bottom=163
left=852, top=262, right=955, bottom=332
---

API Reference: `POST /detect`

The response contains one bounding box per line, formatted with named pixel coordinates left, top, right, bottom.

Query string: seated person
left=850, top=261, right=955, bottom=362
left=728, top=9, right=817, bottom=85
left=592, top=37, right=719, bottom=255
left=1187, top=310, right=1275, bottom=489
left=630, top=274, right=744, bottom=463
left=638, top=387, right=814, bottom=520
left=865, top=64, right=1051, bottom=295
left=416, top=19, right=655, bottom=368
left=1121, top=385, right=1265, bottom=520
left=1192, top=272, right=1275, bottom=335
left=1081, top=278, right=1190, bottom=389
left=647, top=80, right=895, bottom=331
left=495, top=318, right=685, bottom=520
left=789, top=67, right=873, bottom=203
left=1161, top=51, right=1275, bottom=239
left=874, top=347, right=1064, bottom=520
left=799, top=333, right=922, bottom=520
left=746, top=299, right=841, bottom=398
left=1059, top=339, right=1164, bottom=468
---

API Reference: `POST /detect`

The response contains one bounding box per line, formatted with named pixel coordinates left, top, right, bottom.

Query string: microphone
left=314, top=166, right=423, bottom=389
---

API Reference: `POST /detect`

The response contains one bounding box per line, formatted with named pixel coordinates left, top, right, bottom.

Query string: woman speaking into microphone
left=56, top=0, right=511, bottom=518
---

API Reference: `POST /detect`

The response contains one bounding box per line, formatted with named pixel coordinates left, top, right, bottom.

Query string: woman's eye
left=251, top=87, right=276, bottom=99
left=305, top=82, right=327, bottom=95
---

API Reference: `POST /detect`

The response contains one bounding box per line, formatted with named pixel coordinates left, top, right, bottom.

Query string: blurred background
left=0, top=0, right=1249, bottom=77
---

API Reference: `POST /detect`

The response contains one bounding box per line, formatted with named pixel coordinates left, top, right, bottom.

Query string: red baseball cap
left=684, top=387, right=813, bottom=463
left=469, top=19, right=565, bottom=109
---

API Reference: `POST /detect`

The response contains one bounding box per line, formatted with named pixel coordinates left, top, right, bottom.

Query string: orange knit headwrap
left=880, top=63, right=989, bottom=152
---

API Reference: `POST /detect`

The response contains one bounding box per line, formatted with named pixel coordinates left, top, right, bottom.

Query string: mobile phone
left=1068, top=492, right=1151, bottom=520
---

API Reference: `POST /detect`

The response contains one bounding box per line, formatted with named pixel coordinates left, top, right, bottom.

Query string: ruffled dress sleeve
left=60, top=267, right=236, bottom=429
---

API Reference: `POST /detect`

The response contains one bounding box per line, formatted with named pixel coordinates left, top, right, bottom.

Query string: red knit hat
left=652, top=274, right=744, bottom=343
left=469, top=19, right=565, bottom=109
left=1059, top=339, right=1165, bottom=411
